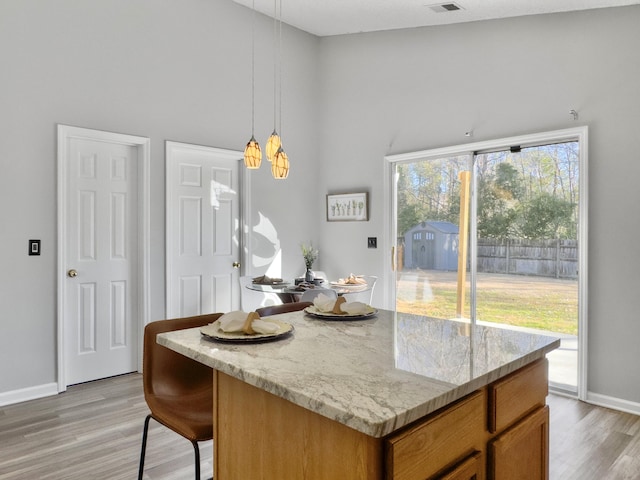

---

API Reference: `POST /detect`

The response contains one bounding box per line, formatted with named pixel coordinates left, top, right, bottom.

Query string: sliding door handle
left=391, top=246, right=396, bottom=272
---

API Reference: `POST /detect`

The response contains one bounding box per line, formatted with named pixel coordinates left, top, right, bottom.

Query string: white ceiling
left=232, top=0, right=640, bottom=36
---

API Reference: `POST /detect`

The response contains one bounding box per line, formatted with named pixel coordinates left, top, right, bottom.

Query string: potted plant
left=300, top=242, right=319, bottom=283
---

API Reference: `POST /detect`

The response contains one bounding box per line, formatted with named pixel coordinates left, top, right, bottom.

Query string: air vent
left=427, top=2, right=463, bottom=13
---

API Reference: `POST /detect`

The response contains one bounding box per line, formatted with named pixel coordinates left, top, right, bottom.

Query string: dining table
left=246, top=279, right=372, bottom=303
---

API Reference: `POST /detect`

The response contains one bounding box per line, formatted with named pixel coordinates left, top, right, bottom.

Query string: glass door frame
left=383, top=126, right=588, bottom=400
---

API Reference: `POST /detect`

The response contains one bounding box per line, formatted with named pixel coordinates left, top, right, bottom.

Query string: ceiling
left=231, top=0, right=640, bottom=36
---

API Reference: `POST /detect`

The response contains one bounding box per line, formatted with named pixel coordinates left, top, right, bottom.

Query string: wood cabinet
left=488, top=358, right=548, bottom=434
left=487, top=359, right=549, bottom=480
left=213, top=370, right=384, bottom=480
left=384, top=359, right=549, bottom=480
left=212, top=359, right=550, bottom=479
left=438, top=451, right=484, bottom=480
left=385, top=391, right=485, bottom=480
left=489, top=406, right=549, bottom=480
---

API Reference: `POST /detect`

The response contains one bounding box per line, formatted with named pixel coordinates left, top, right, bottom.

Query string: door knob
left=232, top=262, right=241, bottom=269
left=67, top=269, right=78, bottom=278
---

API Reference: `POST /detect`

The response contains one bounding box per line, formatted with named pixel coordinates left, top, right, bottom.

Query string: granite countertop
left=157, top=309, right=560, bottom=438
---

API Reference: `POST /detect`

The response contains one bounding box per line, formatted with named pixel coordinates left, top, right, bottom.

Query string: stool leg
left=192, top=441, right=201, bottom=480
left=138, top=414, right=152, bottom=480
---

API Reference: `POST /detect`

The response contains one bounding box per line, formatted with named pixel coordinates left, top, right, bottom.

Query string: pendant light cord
left=278, top=0, right=283, bottom=136
left=273, top=0, right=278, bottom=130
left=251, top=0, right=256, bottom=136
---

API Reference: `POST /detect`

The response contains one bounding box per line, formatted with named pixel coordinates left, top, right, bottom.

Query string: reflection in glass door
left=393, top=137, right=582, bottom=395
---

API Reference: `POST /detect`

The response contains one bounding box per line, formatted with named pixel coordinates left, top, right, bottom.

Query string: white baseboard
left=0, top=383, right=59, bottom=407
left=3, top=384, right=639, bottom=419
left=586, top=391, right=640, bottom=416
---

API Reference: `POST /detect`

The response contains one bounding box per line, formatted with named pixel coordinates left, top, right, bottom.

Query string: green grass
left=396, top=273, right=578, bottom=335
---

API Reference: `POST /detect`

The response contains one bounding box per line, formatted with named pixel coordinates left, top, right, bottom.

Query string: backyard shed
left=404, top=221, right=459, bottom=271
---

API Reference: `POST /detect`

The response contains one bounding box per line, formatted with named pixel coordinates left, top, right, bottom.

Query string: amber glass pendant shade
left=265, top=130, right=281, bottom=162
left=244, top=136, right=262, bottom=169
left=272, top=147, right=289, bottom=179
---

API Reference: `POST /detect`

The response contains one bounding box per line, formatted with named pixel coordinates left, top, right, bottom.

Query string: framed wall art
left=326, top=192, right=368, bottom=222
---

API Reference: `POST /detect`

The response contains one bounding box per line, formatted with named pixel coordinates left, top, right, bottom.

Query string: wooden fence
left=477, top=238, right=578, bottom=279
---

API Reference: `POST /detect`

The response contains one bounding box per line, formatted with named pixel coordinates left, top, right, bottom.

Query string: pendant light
left=243, top=0, right=262, bottom=169
left=265, top=131, right=281, bottom=163
left=272, top=146, right=289, bottom=179
left=271, top=0, right=289, bottom=179
left=265, top=0, right=281, bottom=163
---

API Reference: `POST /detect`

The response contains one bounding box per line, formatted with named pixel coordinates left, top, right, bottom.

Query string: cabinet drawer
left=386, top=391, right=485, bottom=480
left=435, top=450, right=484, bottom=480
left=488, top=359, right=548, bottom=433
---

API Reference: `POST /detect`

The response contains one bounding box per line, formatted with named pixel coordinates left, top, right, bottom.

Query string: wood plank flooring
left=1, top=373, right=639, bottom=479
left=0, top=374, right=212, bottom=480
left=547, top=393, right=640, bottom=479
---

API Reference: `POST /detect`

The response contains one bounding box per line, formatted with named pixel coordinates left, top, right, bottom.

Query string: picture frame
left=326, top=192, right=368, bottom=222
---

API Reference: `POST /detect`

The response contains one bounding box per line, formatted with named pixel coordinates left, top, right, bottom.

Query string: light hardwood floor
left=547, top=393, right=640, bottom=479
left=1, top=374, right=639, bottom=479
left=0, top=374, right=212, bottom=480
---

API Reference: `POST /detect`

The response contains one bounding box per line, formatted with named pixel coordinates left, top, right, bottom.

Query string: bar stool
left=138, top=313, right=222, bottom=480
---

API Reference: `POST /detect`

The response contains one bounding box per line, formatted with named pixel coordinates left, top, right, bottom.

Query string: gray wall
left=0, top=0, right=320, bottom=394
left=1, top=1, right=640, bottom=409
left=317, top=7, right=640, bottom=405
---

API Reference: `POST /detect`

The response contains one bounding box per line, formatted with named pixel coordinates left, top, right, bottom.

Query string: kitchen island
left=158, top=309, right=560, bottom=479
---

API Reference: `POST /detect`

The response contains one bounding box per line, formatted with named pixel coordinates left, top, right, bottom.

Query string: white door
left=62, top=135, right=139, bottom=385
left=166, top=142, right=242, bottom=318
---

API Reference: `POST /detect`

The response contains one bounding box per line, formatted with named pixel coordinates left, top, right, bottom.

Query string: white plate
left=200, top=319, right=294, bottom=343
left=304, top=305, right=378, bottom=320
left=329, top=281, right=367, bottom=289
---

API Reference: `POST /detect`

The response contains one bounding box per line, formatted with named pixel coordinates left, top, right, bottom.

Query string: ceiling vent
left=428, top=3, right=463, bottom=13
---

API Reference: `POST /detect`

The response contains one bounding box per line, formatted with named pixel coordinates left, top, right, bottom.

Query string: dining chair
left=256, top=301, right=312, bottom=317
left=299, top=288, right=338, bottom=303
left=311, top=270, right=327, bottom=282
left=138, top=313, right=222, bottom=480
left=239, top=275, right=283, bottom=311
left=347, top=275, right=378, bottom=304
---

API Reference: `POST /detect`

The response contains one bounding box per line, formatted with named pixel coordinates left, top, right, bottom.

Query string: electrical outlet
left=367, top=237, right=377, bottom=249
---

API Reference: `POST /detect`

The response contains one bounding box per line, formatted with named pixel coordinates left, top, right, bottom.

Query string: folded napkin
left=313, top=293, right=337, bottom=313
left=337, top=273, right=367, bottom=285
left=252, top=275, right=283, bottom=285
left=217, top=311, right=280, bottom=334
left=250, top=319, right=280, bottom=334
left=313, top=295, right=369, bottom=315
left=339, top=301, right=370, bottom=315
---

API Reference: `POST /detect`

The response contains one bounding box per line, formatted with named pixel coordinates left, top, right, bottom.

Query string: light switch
left=367, top=237, right=377, bottom=249
left=29, top=239, right=41, bottom=256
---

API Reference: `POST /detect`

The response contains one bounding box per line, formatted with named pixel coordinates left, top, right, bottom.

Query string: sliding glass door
left=387, top=128, right=587, bottom=396
left=395, top=155, right=472, bottom=319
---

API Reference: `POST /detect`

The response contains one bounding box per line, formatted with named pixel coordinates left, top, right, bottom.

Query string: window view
left=395, top=142, right=579, bottom=392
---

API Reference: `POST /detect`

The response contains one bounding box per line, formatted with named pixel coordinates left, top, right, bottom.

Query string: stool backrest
left=256, top=301, right=312, bottom=317
left=143, top=313, right=223, bottom=398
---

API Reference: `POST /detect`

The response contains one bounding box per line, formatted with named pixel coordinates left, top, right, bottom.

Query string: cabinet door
left=435, top=451, right=484, bottom=480
left=386, top=391, right=485, bottom=480
left=489, top=406, right=549, bottom=480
